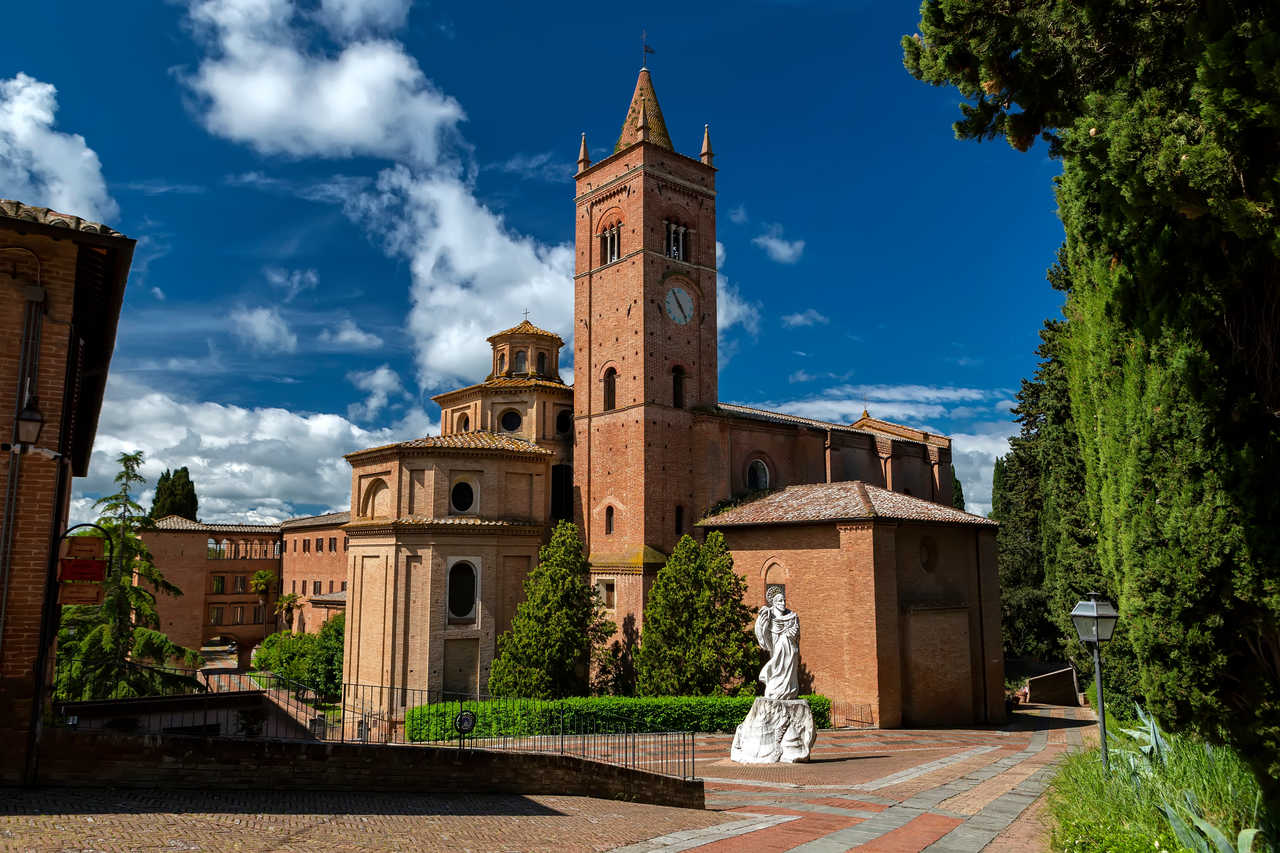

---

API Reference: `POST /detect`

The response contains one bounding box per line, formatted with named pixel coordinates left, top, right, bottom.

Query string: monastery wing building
left=340, top=69, right=1004, bottom=726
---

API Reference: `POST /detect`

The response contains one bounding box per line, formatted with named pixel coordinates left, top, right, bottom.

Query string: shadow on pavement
left=0, top=788, right=567, bottom=817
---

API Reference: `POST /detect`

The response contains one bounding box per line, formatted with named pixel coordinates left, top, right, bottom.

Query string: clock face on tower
left=664, top=286, right=694, bottom=325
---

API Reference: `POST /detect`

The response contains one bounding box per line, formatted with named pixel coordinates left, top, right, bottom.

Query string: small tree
left=308, top=613, right=344, bottom=700
left=274, top=593, right=300, bottom=631
left=252, top=630, right=317, bottom=685
left=149, top=466, right=199, bottom=521
left=635, top=532, right=756, bottom=696
left=488, top=521, right=614, bottom=699
left=950, top=465, right=966, bottom=511
left=55, top=452, right=202, bottom=701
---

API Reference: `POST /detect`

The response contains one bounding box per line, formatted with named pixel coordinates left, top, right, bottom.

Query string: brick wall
left=281, top=522, right=347, bottom=634
left=36, top=728, right=705, bottom=810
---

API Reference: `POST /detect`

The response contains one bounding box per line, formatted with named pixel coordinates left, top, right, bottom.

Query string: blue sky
left=1, top=0, right=1065, bottom=522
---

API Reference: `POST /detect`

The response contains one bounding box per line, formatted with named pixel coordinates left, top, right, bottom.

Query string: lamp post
left=1071, top=591, right=1119, bottom=772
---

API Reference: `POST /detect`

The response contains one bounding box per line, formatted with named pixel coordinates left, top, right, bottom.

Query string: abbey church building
left=341, top=69, right=1004, bottom=727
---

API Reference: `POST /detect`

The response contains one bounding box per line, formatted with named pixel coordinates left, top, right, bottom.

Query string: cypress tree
left=150, top=466, right=199, bottom=521
left=635, top=532, right=757, bottom=696
left=950, top=465, right=965, bottom=511
left=488, top=521, right=614, bottom=699
left=906, top=3, right=1280, bottom=807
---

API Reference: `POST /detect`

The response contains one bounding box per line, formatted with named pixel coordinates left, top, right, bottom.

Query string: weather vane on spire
left=642, top=29, right=655, bottom=68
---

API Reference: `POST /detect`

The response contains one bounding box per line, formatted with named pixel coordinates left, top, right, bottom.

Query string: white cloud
left=264, top=266, right=318, bottom=302
left=0, top=73, right=118, bottom=222
left=949, top=426, right=1013, bottom=517
left=151, top=287, right=166, bottom=301
left=70, top=374, right=435, bottom=525
left=346, top=363, right=406, bottom=420
left=230, top=306, right=297, bottom=353
left=715, top=240, right=761, bottom=339
left=318, top=318, right=383, bottom=350
left=119, top=179, right=206, bottom=195
left=788, top=370, right=814, bottom=383
left=728, top=205, right=748, bottom=224
left=183, top=0, right=464, bottom=165
left=752, top=223, right=805, bottom=264
left=836, top=383, right=991, bottom=403
left=781, top=308, right=828, bottom=328
left=316, top=0, right=412, bottom=37
left=489, top=151, right=572, bottom=183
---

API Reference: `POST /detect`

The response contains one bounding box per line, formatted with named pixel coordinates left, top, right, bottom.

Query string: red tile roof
left=486, top=319, right=564, bottom=343
left=698, top=481, right=996, bottom=528
left=151, top=515, right=281, bottom=534
left=348, top=430, right=553, bottom=459
left=0, top=199, right=128, bottom=239
left=280, top=511, right=350, bottom=530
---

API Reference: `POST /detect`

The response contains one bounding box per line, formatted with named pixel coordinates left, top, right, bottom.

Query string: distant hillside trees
left=149, top=466, right=199, bottom=521
left=906, top=1, right=1280, bottom=807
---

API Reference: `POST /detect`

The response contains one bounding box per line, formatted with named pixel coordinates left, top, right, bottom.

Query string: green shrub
left=1048, top=718, right=1274, bottom=852
left=405, top=694, right=831, bottom=742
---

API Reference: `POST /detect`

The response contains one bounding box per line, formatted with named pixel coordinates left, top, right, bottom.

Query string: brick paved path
left=620, top=704, right=1095, bottom=853
left=0, top=705, right=1092, bottom=853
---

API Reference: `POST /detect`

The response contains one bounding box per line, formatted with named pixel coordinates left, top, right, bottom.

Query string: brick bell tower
left=573, top=67, right=717, bottom=624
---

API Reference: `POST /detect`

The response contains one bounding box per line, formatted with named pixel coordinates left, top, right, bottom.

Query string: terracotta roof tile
left=347, top=516, right=541, bottom=530
left=615, top=69, right=674, bottom=152
left=698, top=481, right=996, bottom=528
left=308, top=590, right=347, bottom=603
left=434, top=376, right=571, bottom=403
left=486, top=319, right=564, bottom=343
left=279, top=510, right=350, bottom=530
left=349, top=431, right=553, bottom=458
left=0, top=199, right=127, bottom=239
left=151, top=515, right=281, bottom=534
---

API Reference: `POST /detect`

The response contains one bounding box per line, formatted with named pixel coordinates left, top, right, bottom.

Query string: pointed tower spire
left=636, top=99, right=650, bottom=142
left=700, top=123, right=714, bottom=166
left=577, top=132, right=591, bottom=172
left=614, top=68, right=673, bottom=152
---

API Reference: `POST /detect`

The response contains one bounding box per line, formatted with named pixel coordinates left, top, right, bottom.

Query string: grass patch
left=1048, top=718, right=1274, bottom=852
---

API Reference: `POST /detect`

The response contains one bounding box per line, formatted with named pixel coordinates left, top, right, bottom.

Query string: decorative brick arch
left=360, top=477, right=391, bottom=519
left=595, top=207, right=624, bottom=233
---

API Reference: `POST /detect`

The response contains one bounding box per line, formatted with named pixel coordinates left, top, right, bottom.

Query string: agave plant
left=1161, top=790, right=1261, bottom=853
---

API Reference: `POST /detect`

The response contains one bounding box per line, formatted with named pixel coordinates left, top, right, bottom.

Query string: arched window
left=665, top=220, right=689, bottom=261
left=360, top=478, right=391, bottom=518
left=457, top=413, right=470, bottom=432
left=498, top=352, right=506, bottom=373
left=536, top=352, right=547, bottom=375
left=747, top=459, right=770, bottom=491
left=513, top=350, right=527, bottom=373
left=448, top=561, right=477, bottom=623
left=672, top=366, right=686, bottom=409
left=598, top=216, right=622, bottom=264
left=602, top=368, right=617, bottom=411
left=675, top=505, right=684, bottom=536
left=500, top=409, right=522, bottom=432
left=450, top=481, right=475, bottom=513
left=605, top=505, right=615, bottom=535
left=556, top=409, right=572, bottom=434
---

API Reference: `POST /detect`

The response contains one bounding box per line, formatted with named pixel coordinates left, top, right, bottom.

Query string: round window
left=556, top=410, right=572, bottom=434
left=448, top=562, right=476, bottom=620
left=747, top=459, right=770, bottom=491
left=501, top=410, right=522, bottom=432
left=451, top=481, right=474, bottom=513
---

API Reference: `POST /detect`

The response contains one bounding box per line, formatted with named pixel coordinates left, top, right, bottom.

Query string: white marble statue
left=755, top=586, right=800, bottom=700
left=731, top=586, right=816, bottom=763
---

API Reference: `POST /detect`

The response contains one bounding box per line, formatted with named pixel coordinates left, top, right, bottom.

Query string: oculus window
left=451, top=481, right=475, bottom=513
left=500, top=409, right=522, bottom=432
left=448, top=561, right=477, bottom=623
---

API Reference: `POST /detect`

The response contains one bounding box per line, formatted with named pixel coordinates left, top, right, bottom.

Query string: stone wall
left=35, top=728, right=704, bottom=810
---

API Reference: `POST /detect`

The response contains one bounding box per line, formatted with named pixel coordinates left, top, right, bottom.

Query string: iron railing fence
left=47, top=664, right=699, bottom=780
left=829, top=700, right=876, bottom=729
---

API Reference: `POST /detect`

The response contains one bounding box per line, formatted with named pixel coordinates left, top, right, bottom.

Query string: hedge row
left=405, top=694, right=832, bottom=742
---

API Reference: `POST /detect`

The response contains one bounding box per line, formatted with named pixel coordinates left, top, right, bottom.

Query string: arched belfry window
left=457, top=413, right=470, bottom=432
left=498, top=352, right=506, bottom=373
left=598, top=216, right=622, bottom=265
left=605, top=505, right=615, bottom=535
left=672, top=366, right=686, bottom=409
left=602, top=367, right=617, bottom=411
left=665, top=220, right=689, bottom=261
left=513, top=350, right=527, bottom=373
left=747, top=459, right=771, bottom=491
left=536, top=352, right=547, bottom=375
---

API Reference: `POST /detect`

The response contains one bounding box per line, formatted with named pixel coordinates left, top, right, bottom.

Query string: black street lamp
left=1071, top=591, right=1120, bottom=772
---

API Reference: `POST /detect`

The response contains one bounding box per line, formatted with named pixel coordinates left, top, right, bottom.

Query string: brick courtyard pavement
left=0, top=704, right=1092, bottom=852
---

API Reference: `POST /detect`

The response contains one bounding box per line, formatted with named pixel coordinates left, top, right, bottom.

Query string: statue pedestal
left=730, top=697, right=816, bottom=764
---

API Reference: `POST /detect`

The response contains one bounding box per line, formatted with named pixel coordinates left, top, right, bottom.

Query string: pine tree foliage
left=488, top=521, right=614, bottom=699
left=149, top=466, right=198, bottom=521
left=635, top=532, right=757, bottom=697
left=906, top=2, right=1280, bottom=809
left=950, top=465, right=965, bottom=511
left=55, top=452, right=202, bottom=701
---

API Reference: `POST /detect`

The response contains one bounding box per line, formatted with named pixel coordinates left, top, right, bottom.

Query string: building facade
left=143, top=517, right=282, bottom=668
left=279, top=511, right=349, bottom=635
left=0, top=200, right=135, bottom=783
left=337, top=69, right=1001, bottom=725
